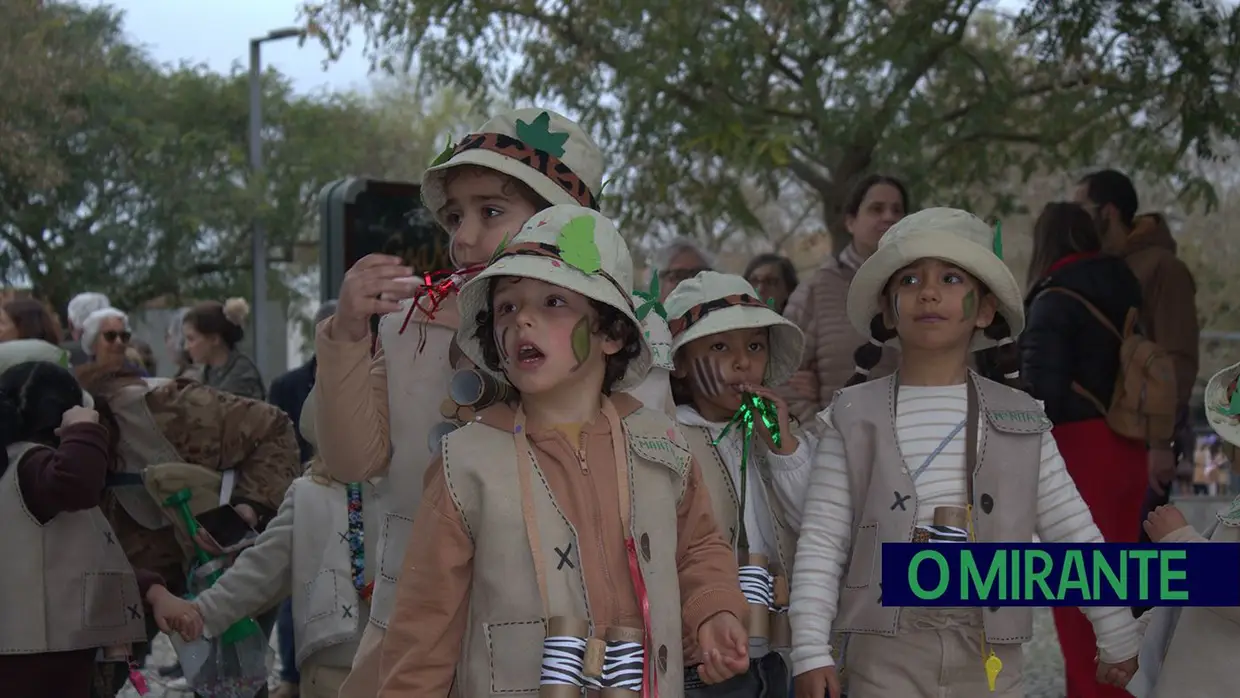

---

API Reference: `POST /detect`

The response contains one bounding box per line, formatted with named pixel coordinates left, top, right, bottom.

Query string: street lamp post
left=248, top=27, right=302, bottom=380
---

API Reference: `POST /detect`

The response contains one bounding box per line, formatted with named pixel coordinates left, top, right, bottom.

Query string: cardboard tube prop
left=599, top=625, right=645, bottom=697
left=739, top=552, right=772, bottom=646
left=769, top=564, right=791, bottom=649
left=540, top=616, right=591, bottom=698
left=450, top=367, right=515, bottom=409
left=913, top=506, right=970, bottom=543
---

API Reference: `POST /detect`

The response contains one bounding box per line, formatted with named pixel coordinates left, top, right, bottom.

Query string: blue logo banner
left=880, top=543, right=1240, bottom=607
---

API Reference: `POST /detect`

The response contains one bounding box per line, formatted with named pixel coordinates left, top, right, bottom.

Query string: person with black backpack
left=1020, top=202, right=1168, bottom=698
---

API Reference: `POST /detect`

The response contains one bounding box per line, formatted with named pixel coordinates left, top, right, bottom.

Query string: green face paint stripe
left=570, top=316, right=591, bottom=369
left=962, top=290, right=977, bottom=321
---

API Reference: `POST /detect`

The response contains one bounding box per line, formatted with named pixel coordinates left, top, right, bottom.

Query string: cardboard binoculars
left=541, top=616, right=644, bottom=697
left=739, top=552, right=791, bottom=651
left=428, top=368, right=517, bottom=453
left=912, top=506, right=970, bottom=543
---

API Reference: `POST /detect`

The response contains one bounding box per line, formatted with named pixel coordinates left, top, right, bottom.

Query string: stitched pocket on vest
left=378, top=512, right=414, bottom=584
left=484, top=619, right=544, bottom=693
left=304, top=569, right=338, bottom=623
left=844, top=523, right=878, bottom=589
left=82, top=572, right=134, bottom=629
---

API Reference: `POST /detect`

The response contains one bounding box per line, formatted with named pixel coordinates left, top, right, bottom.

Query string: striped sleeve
left=789, top=414, right=853, bottom=676
left=1033, top=432, right=1142, bottom=663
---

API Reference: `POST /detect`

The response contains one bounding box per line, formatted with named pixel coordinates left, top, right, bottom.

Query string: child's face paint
left=961, top=290, right=977, bottom=321
left=675, top=328, right=770, bottom=421
left=691, top=356, right=727, bottom=397
left=569, top=316, right=591, bottom=371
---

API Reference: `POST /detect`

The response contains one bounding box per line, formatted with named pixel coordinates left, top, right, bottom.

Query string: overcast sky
left=98, top=0, right=374, bottom=94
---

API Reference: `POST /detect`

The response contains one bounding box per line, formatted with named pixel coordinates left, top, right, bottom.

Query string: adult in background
left=183, top=298, right=265, bottom=400
left=0, top=298, right=62, bottom=344
left=265, top=300, right=336, bottom=698
left=126, top=339, right=157, bottom=377
left=1020, top=202, right=1146, bottom=698
left=779, top=174, right=908, bottom=423
left=653, top=236, right=715, bottom=301
left=1074, top=170, right=1200, bottom=546
left=165, top=308, right=199, bottom=380
left=63, top=292, right=110, bottom=366
left=743, top=253, right=798, bottom=313
left=81, top=308, right=132, bottom=367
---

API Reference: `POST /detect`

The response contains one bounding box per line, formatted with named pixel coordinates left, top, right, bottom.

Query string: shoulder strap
left=1039, top=287, right=1123, bottom=341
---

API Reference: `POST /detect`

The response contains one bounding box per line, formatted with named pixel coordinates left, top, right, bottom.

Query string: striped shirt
left=789, top=385, right=1141, bottom=675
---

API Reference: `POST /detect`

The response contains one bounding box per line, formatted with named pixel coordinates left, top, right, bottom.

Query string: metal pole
left=248, top=39, right=269, bottom=379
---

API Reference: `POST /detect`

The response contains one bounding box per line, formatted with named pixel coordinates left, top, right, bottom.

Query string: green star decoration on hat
left=515, top=111, right=569, bottom=158
left=993, top=220, right=1004, bottom=260
left=634, top=271, right=668, bottom=321
left=557, top=215, right=602, bottom=273
left=430, top=136, right=456, bottom=167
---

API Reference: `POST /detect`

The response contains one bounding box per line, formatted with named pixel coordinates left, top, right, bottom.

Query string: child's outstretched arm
left=1146, top=505, right=1240, bottom=625
left=312, top=314, right=391, bottom=482
left=1032, top=432, right=1142, bottom=664
left=674, top=456, right=750, bottom=635
left=191, top=482, right=298, bottom=636
left=789, top=414, right=854, bottom=679
left=378, top=457, right=473, bottom=698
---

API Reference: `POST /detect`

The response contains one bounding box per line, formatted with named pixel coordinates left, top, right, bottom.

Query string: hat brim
left=670, top=306, right=805, bottom=387
left=456, top=256, right=653, bottom=392
left=847, top=234, right=1025, bottom=351
left=1206, top=362, right=1240, bottom=447
left=422, top=149, right=585, bottom=221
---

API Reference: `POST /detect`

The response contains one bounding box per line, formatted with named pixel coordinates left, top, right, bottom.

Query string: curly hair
left=472, top=278, right=643, bottom=395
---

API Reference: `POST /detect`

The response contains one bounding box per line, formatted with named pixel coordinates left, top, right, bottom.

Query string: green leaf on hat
left=515, top=111, right=569, bottom=158
left=487, top=233, right=511, bottom=265
left=430, top=136, right=455, bottom=167
left=1218, top=378, right=1240, bottom=416
left=58, top=349, right=70, bottom=368
left=993, top=220, right=1004, bottom=260
left=634, top=270, right=667, bottom=321
left=557, top=215, right=602, bottom=274
left=765, top=297, right=776, bottom=309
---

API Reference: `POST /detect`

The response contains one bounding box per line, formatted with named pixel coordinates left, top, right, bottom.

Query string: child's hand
left=1143, top=505, right=1190, bottom=542
left=59, top=405, right=99, bottom=430
left=695, top=611, right=749, bottom=684
left=148, top=586, right=204, bottom=640
left=741, top=384, right=799, bottom=456
left=795, top=666, right=843, bottom=698
left=1096, top=655, right=1138, bottom=687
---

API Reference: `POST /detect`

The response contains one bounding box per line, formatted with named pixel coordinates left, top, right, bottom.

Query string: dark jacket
left=268, top=357, right=316, bottom=463
left=1021, top=253, right=1143, bottom=426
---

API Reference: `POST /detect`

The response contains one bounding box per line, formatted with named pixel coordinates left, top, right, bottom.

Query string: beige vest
left=828, top=372, right=1050, bottom=644
left=442, top=406, right=689, bottom=698
left=0, top=443, right=147, bottom=654
left=108, top=378, right=185, bottom=530
left=370, top=301, right=459, bottom=628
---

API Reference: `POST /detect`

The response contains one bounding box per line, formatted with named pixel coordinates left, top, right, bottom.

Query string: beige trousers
left=301, top=662, right=352, bottom=698
left=335, top=623, right=384, bottom=698
left=845, top=609, right=1024, bottom=698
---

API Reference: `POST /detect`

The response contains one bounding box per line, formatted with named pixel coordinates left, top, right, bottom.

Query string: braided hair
left=845, top=288, right=1024, bottom=390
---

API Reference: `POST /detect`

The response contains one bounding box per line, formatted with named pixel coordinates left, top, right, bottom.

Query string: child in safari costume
left=309, top=109, right=605, bottom=698
left=789, top=209, right=1142, bottom=698
left=1127, top=361, right=1240, bottom=698
left=378, top=206, right=751, bottom=697
left=664, top=271, right=815, bottom=697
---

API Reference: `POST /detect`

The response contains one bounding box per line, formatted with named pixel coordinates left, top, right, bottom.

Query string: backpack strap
left=1036, top=286, right=1116, bottom=417
left=1039, top=287, right=1124, bottom=340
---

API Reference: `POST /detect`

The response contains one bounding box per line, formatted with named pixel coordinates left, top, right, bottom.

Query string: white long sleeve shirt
left=789, top=385, right=1142, bottom=675
left=676, top=405, right=815, bottom=557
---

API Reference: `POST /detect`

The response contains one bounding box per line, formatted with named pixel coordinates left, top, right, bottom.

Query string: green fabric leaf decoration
left=487, top=233, right=511, bottom=265
left=993, top=220, right=1004, bottom=260
left=430, top=136, right=455, bottom=167
left=557, top=215, right=602, bottom=274
left=634, top=270, right=667, bottom=321
left=58, top=349, right=70, bottom=368
left=1219, top=378, right=1240, bottom=416
left=515, top=111, right=569, bottom=158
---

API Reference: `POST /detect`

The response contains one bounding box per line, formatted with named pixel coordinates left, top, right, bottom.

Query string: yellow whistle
left=984, top=651, right=1003, bottom=692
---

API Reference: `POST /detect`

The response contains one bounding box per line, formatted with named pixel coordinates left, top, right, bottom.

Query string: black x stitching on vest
left=555, top=543, right=575, bottom=570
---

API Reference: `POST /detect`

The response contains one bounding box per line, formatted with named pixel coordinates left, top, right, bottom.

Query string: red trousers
left=1050, top=419, right=1146, bottom=698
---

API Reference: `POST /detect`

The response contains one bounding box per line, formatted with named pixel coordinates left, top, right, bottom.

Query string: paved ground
left=120, top=607, right=1068, bottom=698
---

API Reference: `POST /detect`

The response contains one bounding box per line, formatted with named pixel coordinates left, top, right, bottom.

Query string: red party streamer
left=626, top=537, right=657, bottom=698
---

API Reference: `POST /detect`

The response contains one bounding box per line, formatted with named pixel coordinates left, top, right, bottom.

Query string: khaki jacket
left=0, top=443, right=146, bottom=654
left=828, top=372, right=1050, bottom=643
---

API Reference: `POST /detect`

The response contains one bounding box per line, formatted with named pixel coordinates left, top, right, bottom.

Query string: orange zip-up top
left=377, top=392, right=747, bottom=697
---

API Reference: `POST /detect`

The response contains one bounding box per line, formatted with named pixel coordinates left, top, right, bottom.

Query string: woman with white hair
left=652, top=235, right=716, bottom=301
left=80, top=307, right=131, bottom=366
left=62, top=292, right=110, bottom=366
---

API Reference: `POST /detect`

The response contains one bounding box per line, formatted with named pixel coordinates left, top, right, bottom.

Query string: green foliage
left=0, top=2, right=485, bottom=316
left=302, top=0, right=1240, bottom=251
